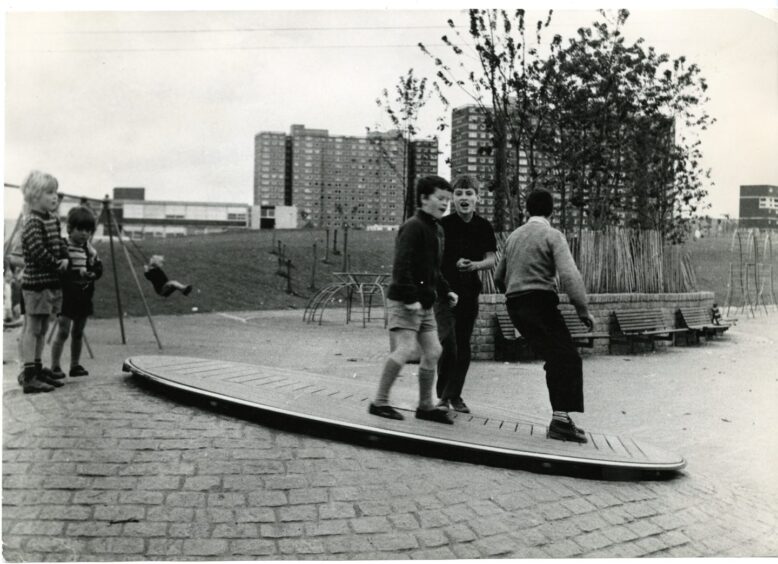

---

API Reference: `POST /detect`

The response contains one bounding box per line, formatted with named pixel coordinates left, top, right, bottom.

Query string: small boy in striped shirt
left=20, top=171, right=69, bottom=393
left=50, top=206, right=103, bottom=379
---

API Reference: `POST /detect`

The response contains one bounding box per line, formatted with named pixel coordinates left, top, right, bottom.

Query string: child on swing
left=143, top=255, right=192, bottom=297
left=50, top=206, right=103, bottom=379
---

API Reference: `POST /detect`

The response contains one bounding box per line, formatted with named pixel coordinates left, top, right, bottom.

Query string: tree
left=539, top=10, right=714, bottom=239
left=420, top=9, right=555, bottom=231
left=373, top=68, right=434, bottom=222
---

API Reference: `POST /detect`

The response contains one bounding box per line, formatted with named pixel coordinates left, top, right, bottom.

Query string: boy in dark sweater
left=369, top=176, right=458, bottom=425
left=494, top=189, right=595, bottom=443
left=435, top=175, right=497, bottom=413
left=20, top=171, right=69, bottom=393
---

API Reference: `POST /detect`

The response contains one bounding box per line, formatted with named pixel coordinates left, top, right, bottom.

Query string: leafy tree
left=539, top=10, right=713, bottom=239
left=420, top=9, right=555, bottom=231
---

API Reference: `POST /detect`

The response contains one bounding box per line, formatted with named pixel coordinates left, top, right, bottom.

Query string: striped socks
left=552, top=411, right=571, bottom=423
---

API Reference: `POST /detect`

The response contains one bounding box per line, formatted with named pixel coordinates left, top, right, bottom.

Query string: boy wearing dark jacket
left=369, top=176, right=458, bottom=425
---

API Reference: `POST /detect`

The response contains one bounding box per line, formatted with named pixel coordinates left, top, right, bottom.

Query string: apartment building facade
left=253, top=124, right=438, bottom=229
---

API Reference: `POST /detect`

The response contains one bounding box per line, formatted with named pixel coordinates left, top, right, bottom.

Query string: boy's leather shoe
left=415, top=408, right=454, bottom=425
left=49, top=366, right=66, bottom=379
left=435, top=399, right=451, bottom=410
left=368, top=403, right=404, bottom=420
left=450, top=398, right=471, bottom=413
left=547, top=418, right=588, bottom=443
left=21, top=372, right=54, bottom=394
left=37, top=371, right=64, bottom=388
left=69, top=365, right=89, bottom=377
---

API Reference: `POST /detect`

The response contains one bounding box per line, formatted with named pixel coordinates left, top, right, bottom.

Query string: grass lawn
left=91, top=229, right=396, bottom=318
left=91, top=228, right=765, bottom=319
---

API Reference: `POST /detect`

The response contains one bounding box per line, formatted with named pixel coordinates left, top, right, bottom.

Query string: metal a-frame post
left=102, top=197, right=162, bottom=349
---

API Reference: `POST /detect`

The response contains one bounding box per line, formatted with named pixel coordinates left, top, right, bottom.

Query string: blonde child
left=20, top=171, right=68, bottom=393
left=50, top=206, right=103, bottom=378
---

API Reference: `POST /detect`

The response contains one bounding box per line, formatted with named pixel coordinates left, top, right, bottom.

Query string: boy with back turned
left=494, top=189, right=595, bottom=443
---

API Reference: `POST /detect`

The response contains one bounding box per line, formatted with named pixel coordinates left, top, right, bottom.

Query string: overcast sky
left=3, top=3, right=777, bottom=220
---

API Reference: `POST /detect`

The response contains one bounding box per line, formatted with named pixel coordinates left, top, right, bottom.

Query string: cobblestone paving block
left=318, top=501, right=356, bottom=520
left=409, top=546, right=457, bottom=560
left=123, top=521, right=169, bottom=537
left=118, top=490, right=165, bottom=505
left=473, top=533, right=519, bottom=557
left=278, top=504, right=318, bottom=522
left=24, top=536, right=87, bottom=555
left=212, top=523, right=259, bottom=538
left=167, top=522, right=211, bottom=539
left=288, top=487, right=329, bottom=505
left=303, top=519, right=350, bottom=537
left=601, top=523, right=640, bottom=543
left=86, top=537, right=145, bottom=554
left=493, top=491, right=535, bottom=511
left=194, top=507, right=234, bottom=523
left=259, top=523, right=305, bottom=538
left=350, top=516, right=392, bottom=534
left=370, top=532, right=420, bottom=552
left=182, top=539, right=229, bottom=556
left=416, top=509, right=451, bottom=529
left=93, top=504, right=146, bottom=522
left=469, top=515, right=513, bottom=537
left=388, top=513, right=420, bottom=531
left=234, top=507, right=275, bottom=523
left=323, top=535, right=374, bottom=554
left=626, top=517, right=664, bottom=538
left=537, top=502, right=573, bottom=521
left=536, top=518, right=582, bottom=541
left=207, top=492, right=246, bottom=506
left=10, top=520, right=65, bottom=536
left=248, top=490, right=288, bottom=507
left=355, top=501, right=392, bottom=516
left=414, top=528, right=449, bottom=548
left=230, top=539, right=278, bottom=556
left=541, top=537, right=585, bottom=558
left=574, top=530, right=612, bottom=551
left=570, top=511, right=609, bottom=532
left=146, top=505, right=195, bottom=522
left=634, top=534, right=671, bottom=554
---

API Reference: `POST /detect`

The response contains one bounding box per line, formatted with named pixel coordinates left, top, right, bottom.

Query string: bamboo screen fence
left=481, top=227, right=697, bottom=295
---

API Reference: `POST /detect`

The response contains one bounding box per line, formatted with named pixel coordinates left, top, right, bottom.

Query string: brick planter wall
left=472, top=291, right=716, bottom=359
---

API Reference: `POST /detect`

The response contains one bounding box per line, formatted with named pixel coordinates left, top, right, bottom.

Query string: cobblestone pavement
left=3, top=309, right=777, bottom=560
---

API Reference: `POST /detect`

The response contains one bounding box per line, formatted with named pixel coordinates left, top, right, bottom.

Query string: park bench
left=558, top=306, right=610, bottom=348
left=610, top=309, right=689, bottom=353
left=495, top=306, right=609, bottom=361
left=676, top=306, right=732, bottom=344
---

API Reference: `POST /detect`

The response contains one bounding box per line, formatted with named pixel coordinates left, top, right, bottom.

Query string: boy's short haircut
left=526, top=189, right=554, bottom=217
left=416, top=175, right=452, bottom=206
left=451, top=175, right=479, bottom=193
left=21, top=170, right=58, bottom=205
left=67, top=205, right=97, bottom=233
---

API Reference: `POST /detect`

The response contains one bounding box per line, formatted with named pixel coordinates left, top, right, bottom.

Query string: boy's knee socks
left=417, top=367, right=436, bottom=410
left=374, top=359, right=403, bottom=406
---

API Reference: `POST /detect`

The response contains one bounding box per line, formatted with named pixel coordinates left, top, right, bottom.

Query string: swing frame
left=4, top=183, right=163, bottom=350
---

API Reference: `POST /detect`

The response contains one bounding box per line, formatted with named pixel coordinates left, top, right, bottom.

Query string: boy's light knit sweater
left=495, top=216, right=589, bottom=312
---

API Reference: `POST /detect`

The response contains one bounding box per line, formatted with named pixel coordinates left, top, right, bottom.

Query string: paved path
left=3, top=309, right=777, bottom=560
